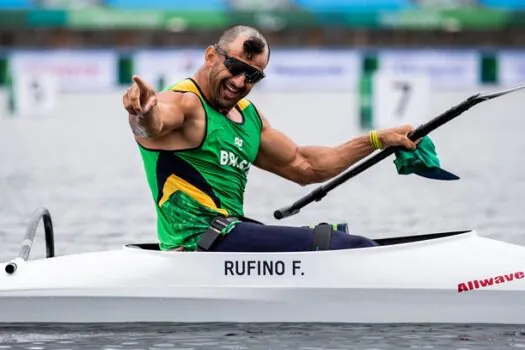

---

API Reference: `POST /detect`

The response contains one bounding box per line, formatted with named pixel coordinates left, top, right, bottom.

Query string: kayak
left=1, top=208, right=525, bottom=324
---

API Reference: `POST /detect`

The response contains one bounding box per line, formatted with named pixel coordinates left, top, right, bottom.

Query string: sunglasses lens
left=224, top=58, right=264, bottom=84
left=224, top=59, right=245, bottom=76
left=245, top=72, right=263, bottom=84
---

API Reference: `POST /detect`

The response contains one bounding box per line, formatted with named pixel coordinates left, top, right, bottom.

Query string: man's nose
left=229, top=74, right=246, bottom=88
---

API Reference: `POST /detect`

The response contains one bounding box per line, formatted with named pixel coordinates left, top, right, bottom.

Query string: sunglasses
left=214, top=45, right=265, bottom=84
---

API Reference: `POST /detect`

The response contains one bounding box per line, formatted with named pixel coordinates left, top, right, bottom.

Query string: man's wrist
left=369, top=130, right=384, bottom=150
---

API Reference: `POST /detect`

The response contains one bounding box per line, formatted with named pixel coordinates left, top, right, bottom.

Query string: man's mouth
left=222, top=81, right=241, bottom=99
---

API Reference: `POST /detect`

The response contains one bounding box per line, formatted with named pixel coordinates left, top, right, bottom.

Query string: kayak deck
left=126, top=230, right=473, bottom=251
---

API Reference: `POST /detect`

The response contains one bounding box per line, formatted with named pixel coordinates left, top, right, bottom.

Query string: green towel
left=394, top=136, right=459, bottom=181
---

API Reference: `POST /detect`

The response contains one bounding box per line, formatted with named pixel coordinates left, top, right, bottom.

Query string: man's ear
left=204, top=46, right=216, bottom=67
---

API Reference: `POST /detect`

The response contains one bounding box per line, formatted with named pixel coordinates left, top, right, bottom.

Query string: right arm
left=123, top=75, right=198, bottom=139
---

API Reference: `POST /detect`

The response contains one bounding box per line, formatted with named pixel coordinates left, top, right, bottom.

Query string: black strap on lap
left=198, top=216, right=239, bottom=251
left=311, top=223, right=333, bottom=251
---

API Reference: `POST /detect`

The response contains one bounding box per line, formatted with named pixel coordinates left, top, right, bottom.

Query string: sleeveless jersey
left=137, top=78, right=263, bottom=251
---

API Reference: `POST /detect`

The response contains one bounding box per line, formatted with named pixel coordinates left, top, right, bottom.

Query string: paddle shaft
left=274, top=84, right=525, bottom=220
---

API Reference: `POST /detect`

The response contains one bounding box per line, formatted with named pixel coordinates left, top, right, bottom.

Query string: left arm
left=254, top=111, right=416, bottom=186
left=254, top=114, right=376, bottom=186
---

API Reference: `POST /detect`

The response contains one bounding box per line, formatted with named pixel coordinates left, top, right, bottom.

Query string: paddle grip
left=273, top=187, right=327, bottom=219
left=273, top=207, right=299, bottom=220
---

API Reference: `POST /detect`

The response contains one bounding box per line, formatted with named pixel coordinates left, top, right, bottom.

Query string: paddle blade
left=479, top=82, right=525, bottom=100
left=414, top=168, right=460, bottom=181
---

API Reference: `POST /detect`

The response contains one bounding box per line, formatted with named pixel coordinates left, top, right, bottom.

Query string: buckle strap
left=197, top=216, right=240, bottom=251
left=311, top=223, right=333, bottom=251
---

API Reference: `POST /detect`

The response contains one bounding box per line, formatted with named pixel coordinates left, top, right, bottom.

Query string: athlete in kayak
left=122, top=25, right=417, bottom=252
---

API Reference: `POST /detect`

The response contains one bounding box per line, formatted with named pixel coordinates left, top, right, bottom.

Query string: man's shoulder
left=157, top=87, right=200, bottom=106
left=158, top=79, right=202, bottom=110
left=166, top=79, right=196, bottom=92
left=164, top=78, right=203, bottom=99
left=237, top=98, right=251, bottom=111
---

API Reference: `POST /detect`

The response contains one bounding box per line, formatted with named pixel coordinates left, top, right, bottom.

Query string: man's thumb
left=405, top=139, right=417, bottom=150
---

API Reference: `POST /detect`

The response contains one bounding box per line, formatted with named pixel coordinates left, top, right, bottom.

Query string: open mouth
left=222, top=81, right=241, bottom=100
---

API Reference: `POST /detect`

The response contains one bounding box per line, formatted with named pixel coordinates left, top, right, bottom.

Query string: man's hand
left=123, top=75, right=158, bottom=117
left=377, top=124, right=417, bottom=150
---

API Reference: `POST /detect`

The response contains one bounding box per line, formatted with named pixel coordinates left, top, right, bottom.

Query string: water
left=0, top=323, right=525, bottom=349
left=1, top=87, right=525, bottom=348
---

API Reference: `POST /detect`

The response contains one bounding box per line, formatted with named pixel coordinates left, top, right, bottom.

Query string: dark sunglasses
left=214, top=45, right=265, bottom=84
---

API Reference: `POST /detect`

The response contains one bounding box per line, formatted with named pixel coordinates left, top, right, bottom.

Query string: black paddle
left=274, top=83, right=525, bottom=220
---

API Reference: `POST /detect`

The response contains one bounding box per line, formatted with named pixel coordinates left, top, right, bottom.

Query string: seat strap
left=311, top=223, right=333, bottom=251
left=197, top=216, right=240, bottom=251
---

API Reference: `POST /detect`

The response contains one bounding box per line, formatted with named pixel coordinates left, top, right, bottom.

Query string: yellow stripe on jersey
left=159, top=174, right=229, bottom=216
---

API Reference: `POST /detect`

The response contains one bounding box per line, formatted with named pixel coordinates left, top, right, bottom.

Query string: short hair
left=217, top=25, right=270, bottom=63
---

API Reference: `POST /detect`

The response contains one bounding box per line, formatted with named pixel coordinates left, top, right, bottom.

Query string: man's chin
left=218, top=96, right=238, bottom=110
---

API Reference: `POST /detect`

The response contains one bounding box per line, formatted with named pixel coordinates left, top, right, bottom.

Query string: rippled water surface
left=1, top=323, right=525, bottom=350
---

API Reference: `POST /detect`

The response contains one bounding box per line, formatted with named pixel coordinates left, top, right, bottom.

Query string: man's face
left=207, top=37, right=268, bottom=111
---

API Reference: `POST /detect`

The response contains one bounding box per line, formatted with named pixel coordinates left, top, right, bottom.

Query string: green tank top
left=137, top=78, right=263, bottom=251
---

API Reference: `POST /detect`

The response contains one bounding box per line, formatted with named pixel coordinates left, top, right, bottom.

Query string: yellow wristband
left=369, top=130, right=384, bottom=150
left=369, top=131, right=377, bottom=149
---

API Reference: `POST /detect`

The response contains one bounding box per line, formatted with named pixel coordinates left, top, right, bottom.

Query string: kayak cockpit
left=6, top=206, right=472, bottom=259
left=374, top=230, right=472, bottom=246
left=127, top=243, right=161, bottom=250
left=125, top=230, right=473, bottom=251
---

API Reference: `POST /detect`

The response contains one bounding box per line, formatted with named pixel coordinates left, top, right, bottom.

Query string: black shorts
left=210, top=222, right=378, bottom=252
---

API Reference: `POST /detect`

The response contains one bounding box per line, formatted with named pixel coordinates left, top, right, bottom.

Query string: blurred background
left=0, top=0, right=525, bottom=118
left=0, top=0, right=524, bottom=87
left=1, top=0, right=525, bottom=261
left=1, top=0, right=525, bottom=49
left=0, top=0, right=524, bottom=118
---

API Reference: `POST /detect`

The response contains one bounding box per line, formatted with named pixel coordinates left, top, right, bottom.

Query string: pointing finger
left=133, top=75, right=150, bottom=93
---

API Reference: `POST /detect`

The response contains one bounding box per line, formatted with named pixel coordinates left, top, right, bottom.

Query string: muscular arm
left=254, top=114, right=376, bottom=186
left=128, top=91, right=199, bottom=139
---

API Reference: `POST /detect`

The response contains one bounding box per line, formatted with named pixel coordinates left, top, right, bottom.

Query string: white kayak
left=1, top=208, right=525, bottom=325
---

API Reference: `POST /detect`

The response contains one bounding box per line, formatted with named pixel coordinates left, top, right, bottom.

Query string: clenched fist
left=123, top=75, right=158, bottom=117
left=377, top=124, right=418, bottom=150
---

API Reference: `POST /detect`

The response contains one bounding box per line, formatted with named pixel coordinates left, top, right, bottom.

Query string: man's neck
left=192, top=68, right=211, bottom=101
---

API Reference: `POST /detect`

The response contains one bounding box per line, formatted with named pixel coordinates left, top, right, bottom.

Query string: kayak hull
left=1, top=230, right=525, bottom=324
left=1, top=289, right=524, bottom=324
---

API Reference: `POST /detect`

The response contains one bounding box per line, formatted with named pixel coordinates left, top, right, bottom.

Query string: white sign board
left=372, top=70, right=431, bottom=129
left=378, top=50, right=479, bottom=89
left=13, top=72, right=59, bottom=118
left=498, top=51, right=525, bottom=86
left=259, top=49, right=362, bottom=91
left=9, top=50, right=118, bottom=92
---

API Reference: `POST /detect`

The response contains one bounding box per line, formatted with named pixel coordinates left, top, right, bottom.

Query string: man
left=123, top=25, right=417, bottom=252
